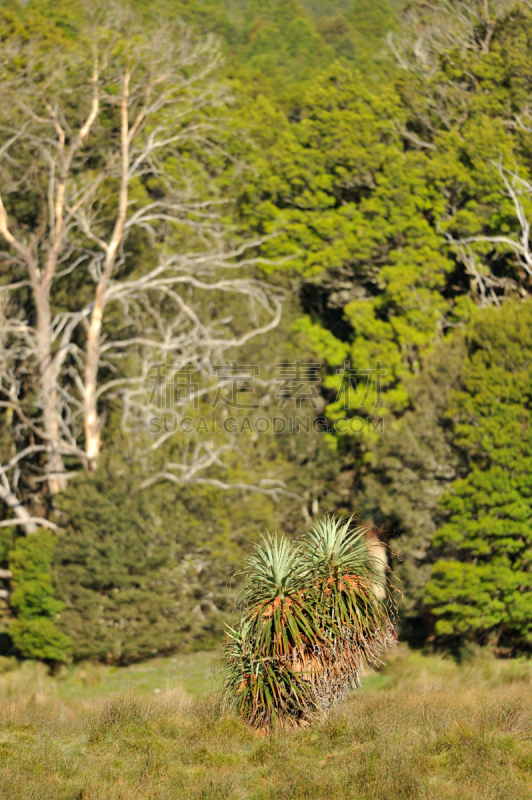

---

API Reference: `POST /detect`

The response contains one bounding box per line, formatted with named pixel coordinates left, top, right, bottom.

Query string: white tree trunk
left=34, top=285, right=67, bottom=493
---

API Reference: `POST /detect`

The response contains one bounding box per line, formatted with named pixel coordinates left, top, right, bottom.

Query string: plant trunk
left=34, top=282, right=67, bottom=494
left=83, top=283, right=105, bottom=471
left=83, top=69, right=130, bottom=472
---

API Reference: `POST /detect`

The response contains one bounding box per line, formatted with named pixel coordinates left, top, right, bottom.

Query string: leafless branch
left=0, top=8, right=292, bottom=529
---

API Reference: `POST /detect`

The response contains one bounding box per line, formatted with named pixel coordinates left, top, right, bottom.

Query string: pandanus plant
left=221, top=515, right=396, bottom=729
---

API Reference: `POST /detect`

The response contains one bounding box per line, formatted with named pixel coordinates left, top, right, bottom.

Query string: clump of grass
left=0, top=656, right=17, bottom=676
left=221, top=515, right=397, bottom=729
left=87, top=692, right=182, bottom=742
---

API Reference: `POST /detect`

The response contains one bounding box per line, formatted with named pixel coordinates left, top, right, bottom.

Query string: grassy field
left=1, top=646, right=532, bottom=799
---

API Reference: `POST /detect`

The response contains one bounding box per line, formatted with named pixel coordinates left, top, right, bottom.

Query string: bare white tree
left=385, top=0, right=519, bottom=138
left=442, top=160, right=532, bottom=306
left=0, top=9, right=290, bottom=530
left=388, top=0, right=517, bottom=71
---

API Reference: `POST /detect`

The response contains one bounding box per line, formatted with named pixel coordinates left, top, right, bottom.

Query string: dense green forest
left=1, top=0, right=532, bottom=665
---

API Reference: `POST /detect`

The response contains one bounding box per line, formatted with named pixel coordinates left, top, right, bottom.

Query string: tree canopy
left=2, top=0, right=532, bottom=660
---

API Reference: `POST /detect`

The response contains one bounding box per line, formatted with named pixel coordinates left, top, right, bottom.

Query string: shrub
left=8, top=618, right=72, bottom=663
left=221, top=515, right=396, bottom=729
left=8, top=530, right=72, bottom=663
left=51, top=451, right=284, bottom=663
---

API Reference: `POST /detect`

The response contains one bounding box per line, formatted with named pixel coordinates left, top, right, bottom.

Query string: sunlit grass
left=1, top=646, right=531, bottom=799
left=0, top=649, right=219, bottom=704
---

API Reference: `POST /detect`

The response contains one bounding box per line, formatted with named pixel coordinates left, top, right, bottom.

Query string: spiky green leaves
left=303, top=515, right=390, bottom=640
left=240, top=533, right=304, bottom=606
left=222, top=515, right=396, bottom=729
left=238, top=532, right=321, bottom=658
left=303, top=514, right=382, bottom=580
left=223, top=620, right=320, bottom=729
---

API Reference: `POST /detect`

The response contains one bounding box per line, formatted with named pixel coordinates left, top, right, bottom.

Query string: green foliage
left=313, top=0, right=401, bottom=81
left=238, top=1, right=532, bottom=448
left=50, top=434, right=335, bottom=664
left=222, top=515, right=394, bottom=728
left=425, top=561, right=532, bottom=640
left=20, top=0, right=403, bottom=98
left=52, top=452, right=256, bottom=663
left=423, top=300, right=532, bottom=648
left=9, top=532, right=65, bottom=620
left=356, top=336, right=466, bottom=627
left=6, top=0, right=532, bottom=664
left=8, top=530, right=72, bottom=662
left=240, top=532, right=303, bottom=605
left=8, top=618, right=73, bottom=663
left=0, top=528, right=16, bottom=563
left=238, top=60, right=464, bottom=423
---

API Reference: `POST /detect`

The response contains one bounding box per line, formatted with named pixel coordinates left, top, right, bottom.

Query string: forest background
left=1, top=0, right=532, bottom=667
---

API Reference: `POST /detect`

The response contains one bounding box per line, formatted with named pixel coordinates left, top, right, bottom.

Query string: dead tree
left=0, top=9, right=289, bottom=530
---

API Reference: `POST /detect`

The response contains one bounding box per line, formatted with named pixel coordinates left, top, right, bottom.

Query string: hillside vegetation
left=2, top=0, right=532, bottom=669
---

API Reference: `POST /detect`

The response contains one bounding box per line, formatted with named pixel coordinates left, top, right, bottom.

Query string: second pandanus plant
left=303, top=515, right=390, bottom=638
left=222, top=516, right=396, bottom=729
left=301, top=516, right=396, bottom=707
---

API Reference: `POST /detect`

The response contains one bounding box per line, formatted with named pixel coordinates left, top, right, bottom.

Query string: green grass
left=1, top=646, right=532, bottom=799
left=0, top=649, right=219, bottom=700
